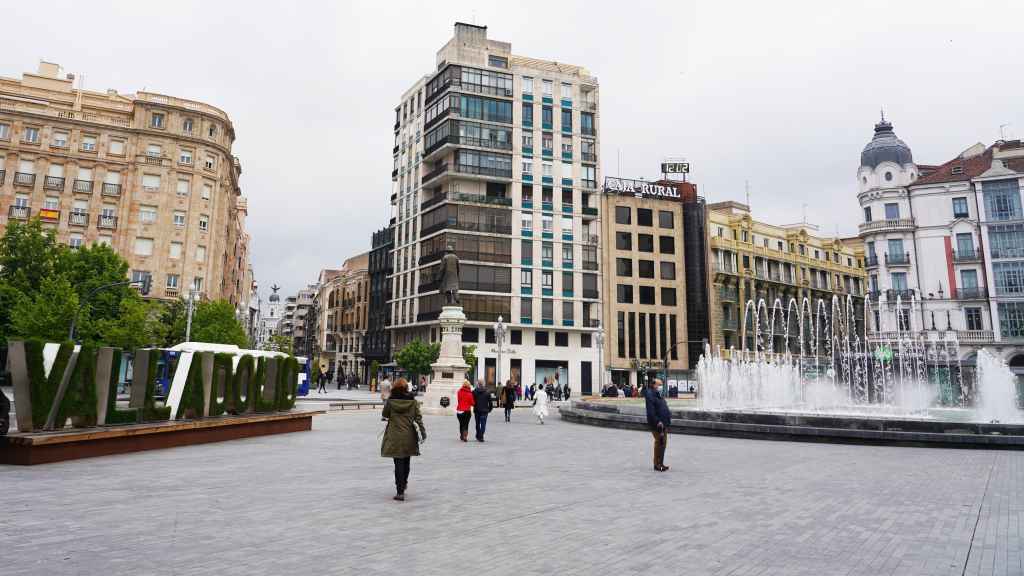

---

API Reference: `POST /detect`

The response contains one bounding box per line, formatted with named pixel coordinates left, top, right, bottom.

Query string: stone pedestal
left=421, top=306, right=469, bottom=415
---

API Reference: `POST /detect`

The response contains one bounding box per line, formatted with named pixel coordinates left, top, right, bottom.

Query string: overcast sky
left=5, top=1, right=1023, bottom=298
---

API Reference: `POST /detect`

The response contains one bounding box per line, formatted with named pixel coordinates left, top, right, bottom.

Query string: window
left=522, top=134, right=533, bottom=149
left=97, top=235, right=112, bottom=246
left=993, top=261, right=1024, bottom=296
left=989, top=224, right=1024, bottom=258
left=179, top=149, right=193, bottom=165
left=561, top=301, right=573, bottom=325
left=146, top=144, right=162, bottom=158
left=952, top=197, right=969, bottom=218
left=166, top=274, right=180, bottom=289
left=198, top=214, right=209, bottom=232
left=561, top=109, right=572, bottom=132
left=660, top=261, right=676, bottom=280
left=581, top=112, right=595, bottom=136
left=887, top=238, right=904, bottom=259
left=204, top=155, right=215, bottom=170
left=542, top=299, right=554, bottom=322
left=169, top=242, right=182, bottom=259
left=23, top=126, right=40, bottom=143
left=142, top=174, right=160, bottom=191
left=487, top=54, right=508, bottom=69
left=151, top=113, right=165, bottom=128
left=658, top=210, right=674, bottom=228
left=52, top=131, right=68, bottom=148
left=884, top=203, right=900, bottom=220
left=542, top=163, right=552, bottom=177
left=581, top=333, right=592, bottom=348
left=542, top=107, right=553, bottom=127
left=612, top=206, right=630, bottom=225
left=520, top=212, right=533, bottom=231
left=997, top=302, right=1024, bottom=339
left=960, top=269, right=979, bottom=290
left=108, top=139, right=125, bottom=155
left=561, top=243, right=573, bottom=264
left=522, top=161, right=533, bottom=175
left=201, top=183, right=211, bottom=200
left=956, top=233, right=975, bottom=257
left=140, top=205, right=157, bottom=223
left=522, top=103, right=533, bottom=125
left=510, top=329, right=522, bottom=345
left=541, top=269, right=554, bottom=289
left=659, top=236, right=675, bottom=254
left=884, top=171, right=892, bottom=182
left=535, top=330, right=549, bottom=346
left=639, top=286, right=655, bottom=305
left=208, top=124, right=217, bottom=138
left=176, top=179, right=190, bottom=196
left=182, top=118, right=194, bottom=134
left=134, top=238, right=154, bottom=256
left=0, top=123, right=8, bottom=140
left=561, top=83, right=572, bottom=99
left=521, top=268, right=533, bottom=288
left=131, top=270, right=152, bottom=287
left=638, top=260, right=655, bottom=278
left=68, top=233, right=83, bottom=249
left=44, top=196, right=59, bottom=210
left=965, top=307, right=983, bottom=331
left=541, top=242, right=553, bottom=261
left=196, top=246, right=206, bottom=262
left=616, top=231, right=632, bottom=251
left=522, top=76, right=533, bottom=94
left=521, top=297, right=533, bottom=320
left=192, top=277, right=203, bottom=292
left=890, top=272, right=908, bottom=291
left=562, top=271, right=573, bottom=292
left=616, top=258, right=632, bottom=277
left=616, top=284, right=633, bottom=303
left=637, top=209, right=653, bottom=227
left=542, top=214, right=553, bottom=233
left=983, top=179, right=1022, bottom=221
left=542, top=79, right=553, bottom=95
left=173, top=211, right=186, bottom=227
left=661, top=288, right=677, bottom=306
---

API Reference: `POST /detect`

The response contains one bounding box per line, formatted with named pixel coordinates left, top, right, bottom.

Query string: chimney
left=37, top=61, right=60, bottom=78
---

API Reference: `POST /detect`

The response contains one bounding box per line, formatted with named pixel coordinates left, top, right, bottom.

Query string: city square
left=0, top=407, right=1021, bottom=576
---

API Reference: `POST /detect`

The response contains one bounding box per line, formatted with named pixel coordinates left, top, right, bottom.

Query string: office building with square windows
left=856, top=116, right=1024, bottom=375
left=600, top=176, right=705, bottom=390
left=387, top=22, right=602, bottom=394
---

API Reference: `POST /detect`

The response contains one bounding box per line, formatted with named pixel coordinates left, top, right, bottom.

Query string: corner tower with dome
left=855, top=113, right=1024, bottom=373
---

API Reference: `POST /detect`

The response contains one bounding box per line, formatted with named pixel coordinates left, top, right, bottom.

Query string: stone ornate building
left=317, top=252, right=370, bottom=382
left=0, top=61, right=251, bottom=308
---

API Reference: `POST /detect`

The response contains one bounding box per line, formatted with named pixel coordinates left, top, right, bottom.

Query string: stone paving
left=2, top=407, right=1022, bottom=575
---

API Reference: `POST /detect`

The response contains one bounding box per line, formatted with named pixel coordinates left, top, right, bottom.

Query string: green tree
left=92, top=297, right=168, bottom=349
left=10, top=275, right=79, bottom=342
left=395, top=339, right=440, bottom=384
left=0, top=219, right=62, bottom=295
left=268, top=334, right=293, bottom=354
left=462, top=344, right=478, bottom=376
left=165, top=299, right=248, bottom=347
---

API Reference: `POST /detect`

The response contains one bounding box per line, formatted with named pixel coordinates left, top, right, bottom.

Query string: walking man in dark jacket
left=644, top=378, right=671, bottom=471
left=472, top=379, right=493, bottom=442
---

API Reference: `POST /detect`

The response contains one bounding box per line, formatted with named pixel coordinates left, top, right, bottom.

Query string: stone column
left=421, top=306, right=469, bottom=415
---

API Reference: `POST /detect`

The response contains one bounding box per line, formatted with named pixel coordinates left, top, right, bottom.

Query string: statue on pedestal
left=440, top=250, right=460, bottom=306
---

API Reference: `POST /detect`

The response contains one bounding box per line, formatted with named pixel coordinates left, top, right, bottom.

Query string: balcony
left=421, top=163, right=449, bottom=185
left=865, top=254, right=879, bottom=268
left=144, top=154, right=164, bottom=165
left=446, top=191, right=512, bottom=207
left=13, top=172, right=36, bottom=187
left=952, top=248, right=982, bottom=263
left=721, top=317, right=739, bottom=331
left=8, top=205, right=30, bottom=220
left=954, top=287, right=988, bottom=300
left=582, top=206, right=599, bottom=219
left=581, top=179, right=597, bottom=189
left=885, top=252, right=911, bottom=266
left=858, top=218, right=915, bottom=235
left=718, top=286, right=738, bottom=302
left=73, top=179, right=94, bottom=194
left=715, top=262, right=737, bottom=275
left=884, top=288, right=915, bottom=301
left=97, top=215, right=118, bottom=230
left=68, top=211, right=89, bottom=227
left=101, top=183, right=122, bottom=196
left=581, top=152, right=597, bottom=163
left=43, top=176, right=65, bottom=191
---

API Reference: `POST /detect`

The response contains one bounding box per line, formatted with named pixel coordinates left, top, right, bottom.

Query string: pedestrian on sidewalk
left=380, top=375, right=392, bottom=401
left=456, top=380, right=474, bottom=442
left=502, top=379, right=516, bottom=423
left=516, top=382, right=523, bottom=401
left=316, top=369, right=328, bottom=394
left=528, top=383, right=535, bottom=401
left=644, top=378, right=671, bottom=472
left=563, top=381, right=571, bottom=402
left=472, top=379, right=493, bottom=441
left=532, top=382, right=549, bottom=424
left=381, top=378, right=427, bottom=501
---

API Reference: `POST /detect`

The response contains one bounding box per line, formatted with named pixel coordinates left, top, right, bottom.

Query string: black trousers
left=504, top=406, right=513, bottom=421
left=393, top=457, right=411, bottom=493
left=457, top=412, right=472, bottom=436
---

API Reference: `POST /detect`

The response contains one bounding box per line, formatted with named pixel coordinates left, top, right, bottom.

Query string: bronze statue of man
left=440, top=250, right=460, bottom=305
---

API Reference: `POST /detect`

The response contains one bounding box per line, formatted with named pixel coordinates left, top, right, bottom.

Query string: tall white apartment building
left=388, top=22, right=602, bottom=393
left=857, top=116, right=1024, bottom=378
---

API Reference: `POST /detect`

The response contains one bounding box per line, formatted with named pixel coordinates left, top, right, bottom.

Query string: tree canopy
left=395, top=339, right=440, bottom=381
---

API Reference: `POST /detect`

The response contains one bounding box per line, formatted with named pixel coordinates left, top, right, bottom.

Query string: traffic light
left=140, top=275, right=152, bottom=296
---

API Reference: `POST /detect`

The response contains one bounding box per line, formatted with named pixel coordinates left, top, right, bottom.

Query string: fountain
left=697, top=293, right=1022, bottom=423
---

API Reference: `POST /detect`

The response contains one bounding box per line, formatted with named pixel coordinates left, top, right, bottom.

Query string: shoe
left=393, top=494, right=405, bottom=501
left=655, top=465, right=670, bottom=472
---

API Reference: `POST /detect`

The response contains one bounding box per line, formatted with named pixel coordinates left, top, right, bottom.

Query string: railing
left=583, top=318, right=600, bottom=328
left=582, top=289, right=599, bottom=299
left=581, top=152, right=597, bottom=163
left=954, top=287, right=988, bottom=300
left=144, top=154, right=164, bottom=164
left=884, top=288, right=915, bottom=301
left=885, top=252, right=911, bottom=266
left=68, top=211, right=89, bottom=226
left=8, top=205, right=30, bottom=219
left=721, top=317, right=738, bottom=331
left=73, top=179, right=94, bottom=193
left=421, top=163, right=449, bottom=184
left=166, top=287, right=179, bottom=298
left=13, top=172, right=36, bottom=186
left=858, top=218, right=915, bottom=234
left=582, top=261, right=599, bottom=271
left=0, top=96, right=132, bottom=128
left=718, top=286, right=738, bottom=302
left=44, top=176, right=65, bottom=191
left=865, top=254, right=879, bottom=267
left=101, top=183, right=122, bottom=196
left=454, top=164, right=512, bottom=179
left=715, top=262, right=737, bottom=274
left=97, top=215, right=118, bottom=229
left=446, top=192, right=512, bottom=207
left=952, top=248, right=983, bottom=262
left=582, top=206, right=598, bottom=217
left=581, top=179, right=597, bottom=189
left=867, top=329, right=994, bottom=344
left=136, top=91, right=230, bottom=122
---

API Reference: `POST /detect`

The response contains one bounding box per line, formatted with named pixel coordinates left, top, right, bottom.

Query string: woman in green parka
left=381, top=378, right=427, bottom=501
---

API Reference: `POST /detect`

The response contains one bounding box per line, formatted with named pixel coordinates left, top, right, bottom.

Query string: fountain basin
left=560, top=400, right=1024, bottom=449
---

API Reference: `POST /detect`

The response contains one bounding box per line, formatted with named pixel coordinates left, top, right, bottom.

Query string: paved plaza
left=2, top=408, right=1023, bottom=576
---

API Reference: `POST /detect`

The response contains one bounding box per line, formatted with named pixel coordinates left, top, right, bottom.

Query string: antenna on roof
left=999, top=123, right=1010, bottom=141
left=880, top=107, right=885, bottom=123
left=745, top=180, right=750, bottom=209
left=802, top=203, right=808, bottom=225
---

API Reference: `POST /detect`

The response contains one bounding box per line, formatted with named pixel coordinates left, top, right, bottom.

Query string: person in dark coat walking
left=644, top=378, right=672, bottom=471
left=472, top=379, right=493, bottom=441
left=316, top=369, right=327, bottom=394
left=380, top=379, right=427, bottom=500
left=501, top=379, right=516, bottom=422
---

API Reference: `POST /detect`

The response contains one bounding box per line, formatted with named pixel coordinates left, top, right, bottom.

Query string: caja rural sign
left=604, top=177, right=682, bottom=201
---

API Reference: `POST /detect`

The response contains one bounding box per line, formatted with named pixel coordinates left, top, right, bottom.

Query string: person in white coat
left=532, top=383, right=549, bottom=424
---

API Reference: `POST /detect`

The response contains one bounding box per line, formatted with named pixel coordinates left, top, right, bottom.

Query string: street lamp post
left=594, top=321, right=605, bottom=395
left=494, top=315, right=506, bottom=389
